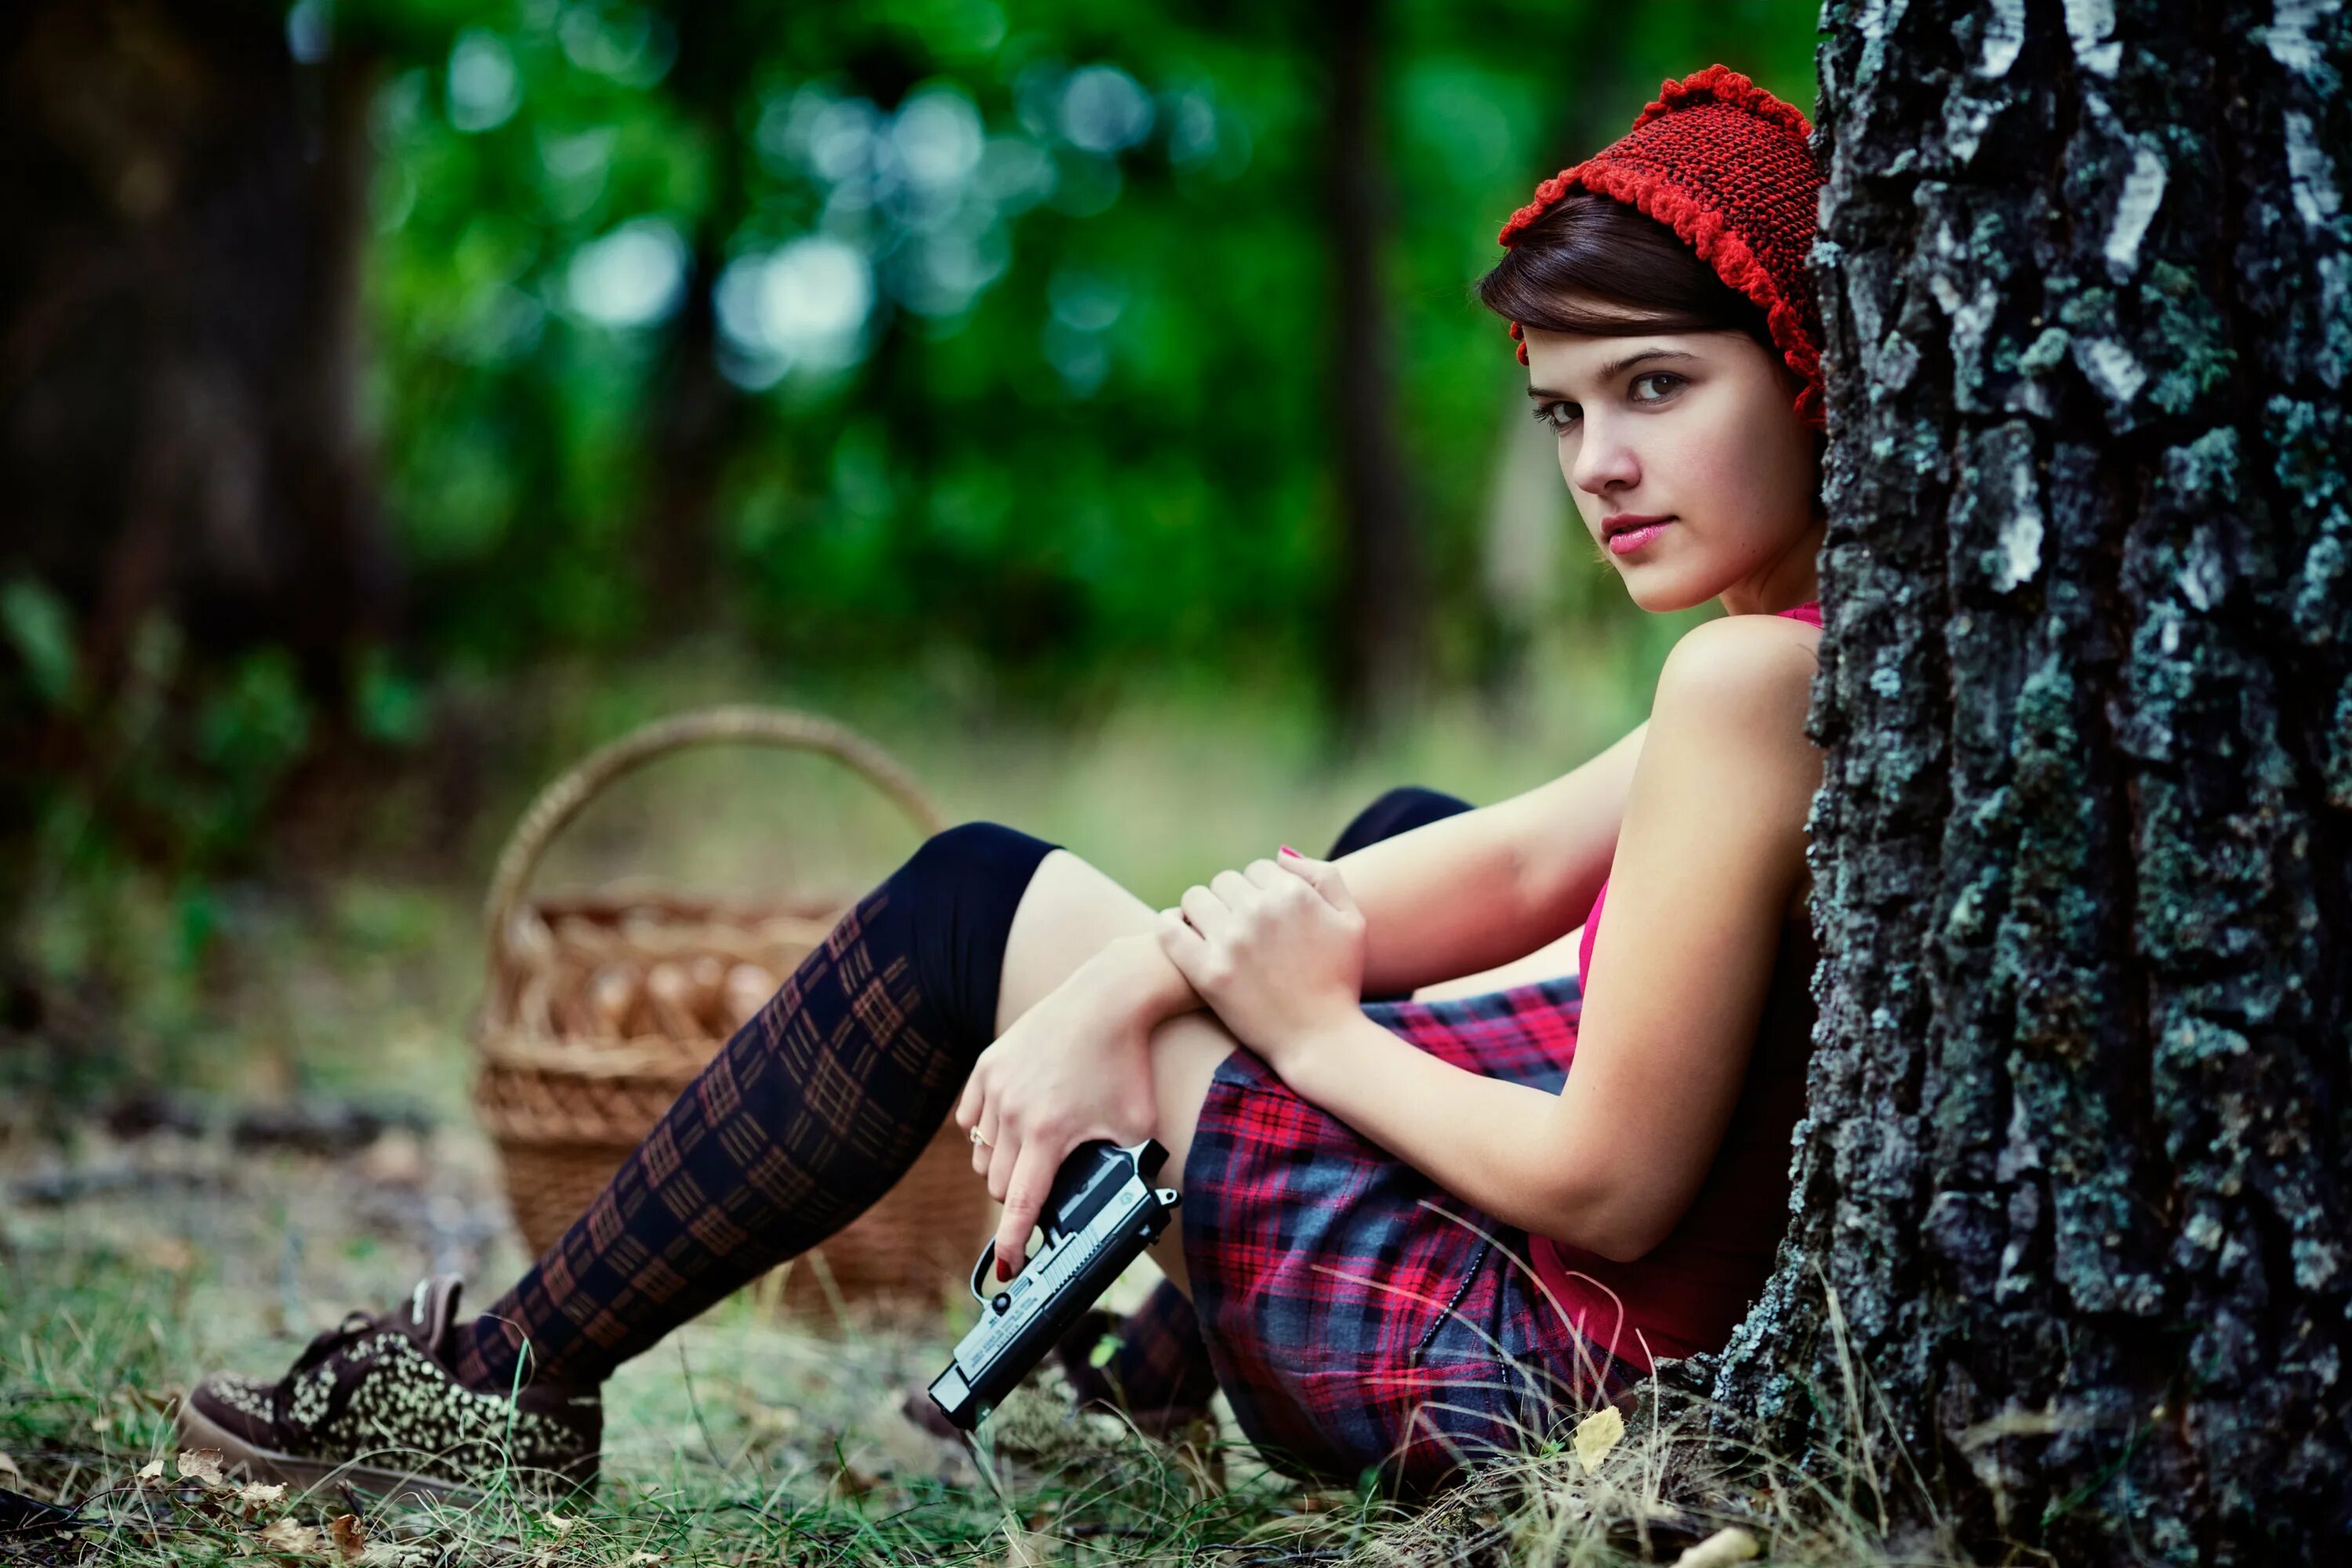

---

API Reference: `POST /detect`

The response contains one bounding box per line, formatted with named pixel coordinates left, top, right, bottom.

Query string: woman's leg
left=455, top=821, right=1240, bottom=1392
left=454, top=822, right=1069, bottom=1389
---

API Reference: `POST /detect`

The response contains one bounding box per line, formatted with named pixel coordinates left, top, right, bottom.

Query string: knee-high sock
left=1086, top=785, right=1476, bottom=1417
left=456, top=822, right=1060, bottom=1392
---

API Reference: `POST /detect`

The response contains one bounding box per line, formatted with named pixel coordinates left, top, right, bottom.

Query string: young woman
left=181, top=63, right=1831, bottom=1502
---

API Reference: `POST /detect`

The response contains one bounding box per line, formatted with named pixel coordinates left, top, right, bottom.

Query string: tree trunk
left=1321, top=0, right=1425, bottom=747
left=0, top=0, right=395, bottom=934
left=0, top=0, right=395, bottom=702
left=1705, top=3, right=2352, bottom=1563
left=639, top=0, right=753, bottom=639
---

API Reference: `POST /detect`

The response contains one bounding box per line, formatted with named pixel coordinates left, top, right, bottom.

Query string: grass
left=0, top=1135, right=1963, bottom=1566
left=3, top=642, right=1965, bottom=1564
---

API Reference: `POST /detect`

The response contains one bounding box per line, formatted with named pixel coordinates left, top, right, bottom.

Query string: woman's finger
left=986, top=1112, right=1023, bottom=1204
left=1178, top=883, right=1231, bottom=938
left=971, top=1102, right=996, bottom=1174
left=1240, top=857, right=1287, bottom=892
left=993, top=1139, right=1062, bottom=1283
left=1156, top=907, right=1205, bottom=982
left=957, top=1064, right=991, bottom=1172
left=1210, top=868, right=1256, bottom=912
left=954, top=1062, right=985, bottom=1133
left=1278, top=848, right=1363, bottom=915
left=1156, top=905, right=1202, bottom=950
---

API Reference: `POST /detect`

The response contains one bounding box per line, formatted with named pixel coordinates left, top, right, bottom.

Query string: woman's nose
left=1570, top=421, right=1640, bottom=496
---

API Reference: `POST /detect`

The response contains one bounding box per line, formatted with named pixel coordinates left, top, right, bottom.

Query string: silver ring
left=969, top=1126, right=989, bottom=1148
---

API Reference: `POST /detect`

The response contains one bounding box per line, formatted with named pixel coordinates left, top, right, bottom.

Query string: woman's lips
left=1606, top=518, right=1673, bottom=556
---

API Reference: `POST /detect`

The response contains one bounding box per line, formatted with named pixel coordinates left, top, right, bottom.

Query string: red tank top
left=1528, top=599, right=1822, bottom=1370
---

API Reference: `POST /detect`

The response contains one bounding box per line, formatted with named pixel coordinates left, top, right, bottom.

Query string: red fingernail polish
left=1279, top=845, right=1299, bottom=857
left=997, top=1258, right=1011, bottom=1282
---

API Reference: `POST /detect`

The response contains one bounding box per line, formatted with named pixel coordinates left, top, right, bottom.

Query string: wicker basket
left=470, top=706, right=991, bottom=1320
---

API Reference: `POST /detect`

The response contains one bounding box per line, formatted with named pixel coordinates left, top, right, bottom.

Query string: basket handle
left=482, top=706, right=947, bottom=959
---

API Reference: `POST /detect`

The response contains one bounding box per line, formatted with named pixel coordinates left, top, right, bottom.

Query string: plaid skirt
left=1178, top=970, right=1646, bottom=1494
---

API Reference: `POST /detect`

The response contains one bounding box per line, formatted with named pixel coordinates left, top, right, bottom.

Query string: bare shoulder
left=1653, top=612, right=1822, bottom=731
left=1647, top=613, right=1825, bottom=919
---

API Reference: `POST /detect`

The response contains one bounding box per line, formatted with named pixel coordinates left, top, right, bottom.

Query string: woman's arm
left=1274, top=615, right=1823, bottom=1260
left=1081, top=718, right=1652, bottom=1029
left=1341, top=720, right=1648, bottom=999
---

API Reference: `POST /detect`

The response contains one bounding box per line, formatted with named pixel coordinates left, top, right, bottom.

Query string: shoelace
left=268, top=1301, right=437, bottom=1447
left=285, top=1307, right=405, bottom=1381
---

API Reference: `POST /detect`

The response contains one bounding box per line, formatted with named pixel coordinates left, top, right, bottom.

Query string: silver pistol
left=927, top=1138, right=1181, bottom=1432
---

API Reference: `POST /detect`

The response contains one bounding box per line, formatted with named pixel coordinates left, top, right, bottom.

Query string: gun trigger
left=968, top=1242, right=999, bottom=1305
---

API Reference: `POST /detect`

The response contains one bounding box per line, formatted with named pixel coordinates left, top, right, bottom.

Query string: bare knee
left=993, top=847, right=1159, bottom=1035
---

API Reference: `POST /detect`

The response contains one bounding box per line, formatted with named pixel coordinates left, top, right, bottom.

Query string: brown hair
left=1476, top=189, right=1778, bottom=359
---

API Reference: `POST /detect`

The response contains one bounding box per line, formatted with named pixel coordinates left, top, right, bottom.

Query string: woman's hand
left=953, top=953, right=1160, bottom=1283
left=1156, top=848, right=1367, bottom=1075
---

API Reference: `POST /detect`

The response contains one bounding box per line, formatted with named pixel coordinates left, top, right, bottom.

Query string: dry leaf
left=238, top=1480, right=289, bottom=1508
left=1573, top=1405, right=1625, bottom=1474
left=260, top=1518, right=329, bottom=1555
left=1670, top=1525, right=1762, bottom=1567
left=0, top=1450, right=20, bottom=1483
left=136, top=1458, right=165, bottom=1485
left=543, top=1510, right=577, bottom=1535
left=329, top=1513, right=368, bottom=1562
left=626, top=1555, right=670, bottom=1566
left=176, top=1448, right=229, bottom=1489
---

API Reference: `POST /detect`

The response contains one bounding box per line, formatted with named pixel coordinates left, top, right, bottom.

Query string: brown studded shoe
left=177, top=1276, right=601, bottom=1507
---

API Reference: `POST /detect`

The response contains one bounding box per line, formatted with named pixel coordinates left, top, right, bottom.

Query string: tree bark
left=1704, top=3, right=2352, bottom=1563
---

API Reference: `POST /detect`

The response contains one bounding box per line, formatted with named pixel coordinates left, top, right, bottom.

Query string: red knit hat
left=1497, top=64, right=1827, bottom=431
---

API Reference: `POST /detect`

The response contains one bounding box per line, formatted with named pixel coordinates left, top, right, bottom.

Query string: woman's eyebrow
left=1525, top=347, right=1702, bottom=398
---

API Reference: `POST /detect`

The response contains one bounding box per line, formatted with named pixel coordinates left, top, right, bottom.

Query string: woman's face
left=1520, top=304, right=1823, bottom=616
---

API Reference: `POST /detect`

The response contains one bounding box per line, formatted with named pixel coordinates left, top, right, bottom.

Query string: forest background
left=3, top=5, right=1841, bottom=1553
left=2, top=0, right=1817, bottom=1111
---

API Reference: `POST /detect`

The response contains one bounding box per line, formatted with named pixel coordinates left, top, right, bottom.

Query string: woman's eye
left=1531, top=401, right=1581, bottom=432
left=1631, top=372, right=1685, bottom=402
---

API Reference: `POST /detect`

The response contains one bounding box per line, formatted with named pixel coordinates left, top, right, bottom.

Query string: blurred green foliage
left=356, top=0, right=1819, bottom=680
left=4, top=0, right=1817, bottom=1102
